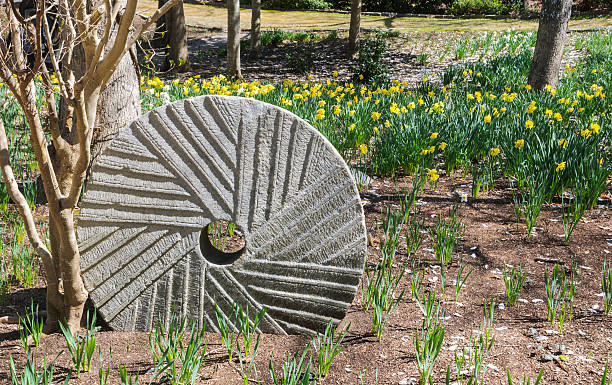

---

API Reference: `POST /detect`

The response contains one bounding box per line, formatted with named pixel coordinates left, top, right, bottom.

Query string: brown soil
left=1, top=173, right=611, bottom=384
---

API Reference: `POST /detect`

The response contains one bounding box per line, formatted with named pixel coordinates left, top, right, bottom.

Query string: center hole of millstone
left=199, top=220, right=246, bottom=265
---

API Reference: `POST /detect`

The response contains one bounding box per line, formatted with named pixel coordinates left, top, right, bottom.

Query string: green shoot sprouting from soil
left=313, top=320, right=349, bottom=381
left=414, top=319, right=445, bottom=385
left=454, top=258, right=472, bottom=303
left=506, top=369, right=544, bottom=385
left=149, top=311, right=207, bottom=385
left=59, top=310, right=99, bottom=377
left=9, top=354, right=54, bottom=385
left=544, top=263, right=577, bottom=334
left=18, top=300, right=43, bottom=353
left=602, top=259, right=612, bottom=315
left=233, top=302, right=266, bottom=359
left=269, top=343, right=313, bottom=385
left=214, top=302, right=238, bottom=362
left=431, top=205, right=464, bottom=266
left=503, top=265, right=526, bottom=306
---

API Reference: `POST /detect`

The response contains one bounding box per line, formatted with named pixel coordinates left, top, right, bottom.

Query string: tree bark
left=348, top=0, right=361, bottom=56
left=165, top=0, right=191, bottom=71
left=250, top=0, right=261, bottom=58
left=227, top=0, right=242, bottom=79
left=527, top=0, right=572, bottom=91
left=153, top=0, right=190, bottom=71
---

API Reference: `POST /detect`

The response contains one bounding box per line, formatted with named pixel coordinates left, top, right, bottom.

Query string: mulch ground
left=1, top=172, right=611, bottom=384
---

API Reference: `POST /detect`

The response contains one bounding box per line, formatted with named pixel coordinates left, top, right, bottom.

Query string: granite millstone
left=77, top=95, right=367, bottom=334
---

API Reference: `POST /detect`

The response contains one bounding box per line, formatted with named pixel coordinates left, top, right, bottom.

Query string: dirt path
left=137, top=0, right=612, bottom=32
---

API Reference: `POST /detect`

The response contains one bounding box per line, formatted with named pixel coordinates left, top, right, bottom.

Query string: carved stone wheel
left=77, top=95, right=367, bottom=334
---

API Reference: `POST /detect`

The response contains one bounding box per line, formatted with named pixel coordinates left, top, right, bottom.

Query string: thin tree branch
left=95, top=0, right=179, bottom=87
left=0, top=113, right=56, bottom=285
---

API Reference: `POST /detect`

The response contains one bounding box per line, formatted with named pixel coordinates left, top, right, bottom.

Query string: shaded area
left=137, top=0, right=612, bottom=32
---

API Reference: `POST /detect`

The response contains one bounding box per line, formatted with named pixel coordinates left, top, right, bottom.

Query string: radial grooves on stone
left=78, top=225, right=120, bottom=257
left=248, top=172, right=353, bottom=259
left=147, top=110, right=233, bottom=215
left=168, top=103, right=234, bottom=191
left=97, top=232, right=190, bottom=320
left=297, top=211, right=363, bottom=264
left=202, top=96, right=238, bottom=149
left=216, top=269, right=286, bottom=334
left=82, top=186, right=201, bottom=213
left=248, top=286, right=348, bottom=314
left=264, top=111, right=283, bottom=221
left=297, top=134, right=316, bottom=191
left=80, top=226, right=147, bottom=274
left=232, top=269, right=357, bottom=302
left=321, top=235, right=366, bottom=266
left=135, top=119, right=219, bottom=219
left=233, top=115, right=246, bottom=223
left=87, top=168, right=189, bottom=197
left=265, top=192, right=359, bottom=263
left=280, top=120, right=300, bottom=207
left=77, top=204, right=203, bottom=229
left=247, top=164, right=342, bottom=248
left=185, top=99, right=236, bottom=170
left=263, top=304, right=339, bottom=335
left=95, top=152, right=175, bottom=178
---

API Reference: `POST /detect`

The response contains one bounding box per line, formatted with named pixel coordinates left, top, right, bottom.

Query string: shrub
left=351, top=32, right=390, bottom=86
left=262, top=0, right=331, bottom=10
left=449, top=0, right=508, bottom=15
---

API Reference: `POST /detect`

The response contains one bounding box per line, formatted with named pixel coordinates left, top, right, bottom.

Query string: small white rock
left=345, top=367, right=352, bottom=373
left=498, top=303, right=505, bottom=310
left=495, top=326, right=508, bottom=331
left=487, top=363, right=500, bottom=372
left=518, top=298, right=528, bottom=303
left=532, top=299, right=544, bottom=303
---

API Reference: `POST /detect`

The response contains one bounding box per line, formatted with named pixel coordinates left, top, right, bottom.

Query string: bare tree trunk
left=165, top=0, right=190, bottom=71
left=94, top=49, right=142, bottom=159
left=227, top=0, right=242, bottom=79
left=153, top=0, right=190, bottom=71
left=0, top=0, right=178, bottom=336
left=527, top=0, right=572, bottom=91
left=348, top=0, right=361, bottom=56
left=250, top=0, right=261, bottom=58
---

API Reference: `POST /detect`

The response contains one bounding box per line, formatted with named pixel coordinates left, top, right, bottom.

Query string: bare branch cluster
left=0, top=0, right=179, bottom=333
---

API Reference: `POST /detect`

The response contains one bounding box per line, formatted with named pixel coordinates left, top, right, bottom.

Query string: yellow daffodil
left=525, top=120, right=534, bottom=129
left=514, top=139, right=525, bottom=149
left=484, top=115, right=492, bottom=123
left=427, top=169, right=439, bottom=182
left=430, top=132, right=438, bottom=139
left=490, top=147, right=500, bottom=157
left=556, top=162, right=566, bottom=172
left=580, top=128, right=592, bottom=138
left=359, top=143, right=368, bottom=155
left=558, top=138, right=568, bottom=148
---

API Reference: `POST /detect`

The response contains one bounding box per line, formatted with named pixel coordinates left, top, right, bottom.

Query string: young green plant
left=313, top=320, right=349, bottom=381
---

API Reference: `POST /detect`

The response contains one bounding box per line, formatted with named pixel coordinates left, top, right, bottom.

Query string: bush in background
left=448, top=0, right=509, bottom=15
left=261, top=0, right=332, bottom=10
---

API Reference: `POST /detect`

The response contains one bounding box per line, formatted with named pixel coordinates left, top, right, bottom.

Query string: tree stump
left=77, top=95, right=367, bottom=334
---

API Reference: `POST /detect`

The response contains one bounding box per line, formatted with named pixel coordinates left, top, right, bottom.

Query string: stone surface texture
left=77, top=95, right=367, bottom=334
